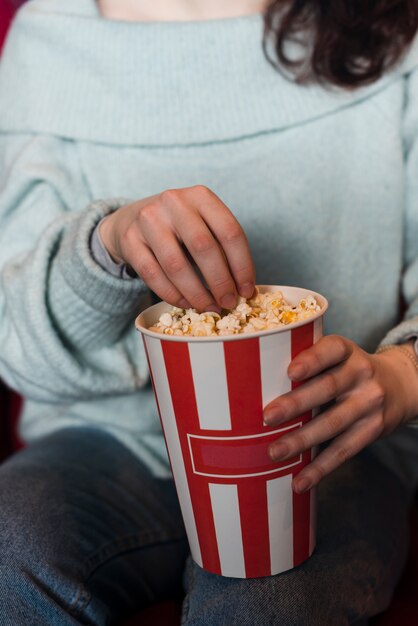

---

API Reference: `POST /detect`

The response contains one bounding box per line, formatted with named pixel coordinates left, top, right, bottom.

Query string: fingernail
left=207, top=303, right=222, bottom=314
left=179, top=299, right=192, bottom=309
left=239, top=282, right=255, bottom=299
left=294, top=477, right=311, bottom=493
left=269, top=442, right=289, bottom=461
left=289, top=363, right=306, bottom=380
left=264, top=406, right=284, bottom=425
left=263, top=411, right=274, bottom=426
left=221, top=293, right=237, bottom=309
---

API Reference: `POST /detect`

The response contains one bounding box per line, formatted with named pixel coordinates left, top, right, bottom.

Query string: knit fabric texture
left=1, top=0, right=418, bottom=475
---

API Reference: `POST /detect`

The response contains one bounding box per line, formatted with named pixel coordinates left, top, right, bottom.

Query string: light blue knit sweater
left=2, top=0, right=418, bottom=478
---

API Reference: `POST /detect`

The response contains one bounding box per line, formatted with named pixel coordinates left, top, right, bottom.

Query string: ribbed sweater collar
left=1, top=0, right=418, bottom=147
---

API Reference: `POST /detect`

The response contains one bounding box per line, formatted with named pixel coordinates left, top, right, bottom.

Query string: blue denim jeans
left=0, top=427, right=412, bottom=625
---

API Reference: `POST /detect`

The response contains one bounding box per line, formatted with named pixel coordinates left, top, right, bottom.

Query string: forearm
left=1, top=201, right=151, bottom=402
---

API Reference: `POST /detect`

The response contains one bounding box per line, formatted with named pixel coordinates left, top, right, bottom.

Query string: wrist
left=376, top=342, right=418, bottom=422
left=99, top=214, right=124, bottom=265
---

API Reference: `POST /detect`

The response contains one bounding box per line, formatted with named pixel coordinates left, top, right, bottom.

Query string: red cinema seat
left=0, top=0, right=14, bottom=48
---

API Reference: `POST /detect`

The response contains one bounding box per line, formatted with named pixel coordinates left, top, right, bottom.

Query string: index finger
left=288, top=335, right=353, bottom=382
left=188, top=186, right=256, bottom=299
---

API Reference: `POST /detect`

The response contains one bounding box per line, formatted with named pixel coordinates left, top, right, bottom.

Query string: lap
left=182, top=449, right=410, bottom=626
left=0, top=427, right=188, bottom=624
left=0, top=427, right=412, bottom=626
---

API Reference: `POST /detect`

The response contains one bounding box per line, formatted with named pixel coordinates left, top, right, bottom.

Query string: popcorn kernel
left=148, top=290, right=320, bottom=337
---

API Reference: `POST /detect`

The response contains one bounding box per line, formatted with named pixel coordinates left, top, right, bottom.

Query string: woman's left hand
left=264, top=335, right=418, bottom=493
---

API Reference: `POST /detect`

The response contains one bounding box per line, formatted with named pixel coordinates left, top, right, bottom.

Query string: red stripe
left=291, top=323, right=315, bottom=566
left=238, top=479, right=271, bottom=577
left=223, top=337, right=264, bottom=434
left=291, top=321, right=315, bottom=384
left=162, top=341, right=221, bottom=575
left=292, top=450, right=312, bottom=566
left=309, top=484, right=318, bottom=555
left=189, top=426, right=301, bottom=477
left=224, top=337, right=270, bottom=576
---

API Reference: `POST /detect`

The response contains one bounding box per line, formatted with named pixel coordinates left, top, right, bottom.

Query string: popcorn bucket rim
left=135, top=284, right=328, bottom=343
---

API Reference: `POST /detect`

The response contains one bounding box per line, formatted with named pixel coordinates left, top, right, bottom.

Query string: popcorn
left=148, top=289, right=321, bottom=337
left=159, top=312, right=174, bottom=328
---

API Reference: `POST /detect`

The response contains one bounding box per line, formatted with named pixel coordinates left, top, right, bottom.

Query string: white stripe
left=313, top=317, right=323, bottom=344
left=259, top=331, right=292, bottom=409
left=144, top=335, right=202, bottom=567
left=267, top=474, right=294, bottom=574
left=209, top=483, right=246, bottom=577
left=188, top=342, right=231, bottom=430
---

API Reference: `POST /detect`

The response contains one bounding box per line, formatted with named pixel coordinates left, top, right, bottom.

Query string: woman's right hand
left=99, top=185, right=256, bottom=312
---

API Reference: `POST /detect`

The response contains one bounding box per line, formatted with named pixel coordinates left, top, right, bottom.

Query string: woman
left=0, top=0, right=417, bottom=623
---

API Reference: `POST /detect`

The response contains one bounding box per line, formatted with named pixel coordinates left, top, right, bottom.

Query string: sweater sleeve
left=379, top=67, right=418, bottom=348
left=0, top=133, right=151, bottom=403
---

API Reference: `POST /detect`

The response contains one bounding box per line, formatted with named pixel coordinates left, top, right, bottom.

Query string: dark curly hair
left=263, top=0, right=418, bottom=88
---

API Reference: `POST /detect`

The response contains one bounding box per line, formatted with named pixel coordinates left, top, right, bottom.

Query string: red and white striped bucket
left=136, top=285, right=328, bottom=578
